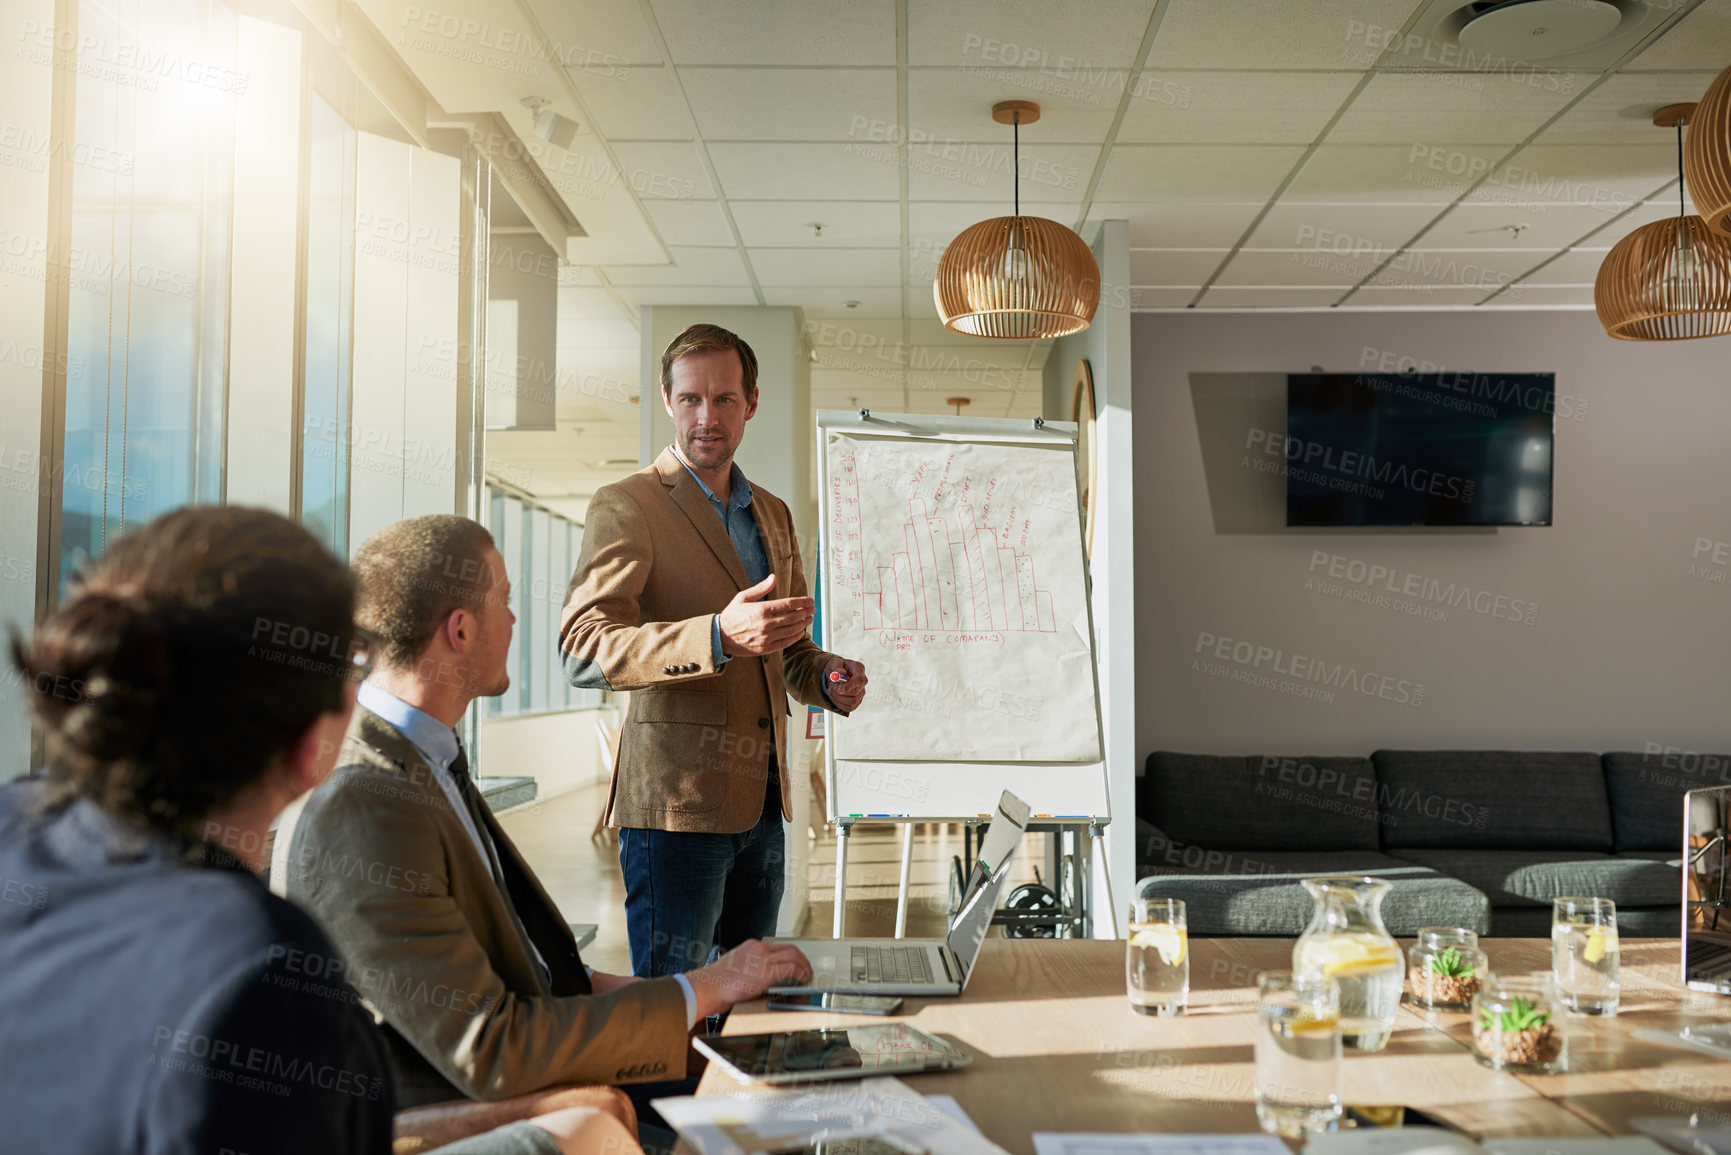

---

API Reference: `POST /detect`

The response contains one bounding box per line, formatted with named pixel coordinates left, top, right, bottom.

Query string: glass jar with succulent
left=1471, top=976, right=1563, bottom=1073
left=1407, top=927, right=1488, bottom=1010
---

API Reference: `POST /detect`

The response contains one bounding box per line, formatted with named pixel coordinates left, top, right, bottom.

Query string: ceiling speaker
left=1457, top=0, right=1623, bottom=60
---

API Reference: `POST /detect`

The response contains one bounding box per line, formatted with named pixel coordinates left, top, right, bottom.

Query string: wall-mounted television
left=1285, top=372, right=1554, bottom=527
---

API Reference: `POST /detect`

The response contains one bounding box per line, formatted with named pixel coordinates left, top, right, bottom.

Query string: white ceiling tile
left=1083, top=201, right=1266, bottom=246
left=807, top=317, right=903, bottom=346
left=812, top=385, right=909, bottom=410
left=907, top=201, right=1079, bottom=246
left=1242, top=203, right=1442, bottom=250
left=1422, top=201, right=1632, bottom=249
left=608, top=141, right=716, bottom=198
left=1149, top=0, right=1417, bottom=69
left=1366, top=247, right=1546, bottom=290
left=1464, top=143, right=1674, bottom=209
left=643, top=199, right=736, bottom=246
left=1200, top=285, right=1342, bottom=308
left=1130, top=249, right=1230, bottom=283
left=604, top=246, right=750, bottom=286
left=1624, top=0, right=1731, bottom=70
left=571, top=66, right=695, bottom=140
left=1116, top=71, right=1362, bottom=144
left=708, top=143, right=901, bottom=200
left=1329, top=70, right=1586, bottom=145
left=752, top=247, right=902, bottom=286
left=522, top=0, right=663, bottom=65
left=1481, top=286, right=1596, bottom=307
left=1129, top=287, right=1201, bottom=308
left=652, top=0, right=897, bottom=65
left=1536, top=73, right=1727, bottom=145
left=684, top=68, right=898, bottom=141
left=1283, top=143, right=1505, bottom=202
left=1519, top=248, right=1610, bottom=285
left=1343, top=286, right=1487, bottom=307
left=612, top=285, right=761, bottom=307
left=1213, top=248, right=1376, bottom=287
left=1097, top=144, right=1306, bottom=201
left=906, top=68, right=1123, bottom=143
left=731, top=201, right=903, bottom=248
left=768, top=287, right=904, bottom=317
left=904, top=142, right=1096, bottom=202
left=908, top=0, right=1154, bottom=69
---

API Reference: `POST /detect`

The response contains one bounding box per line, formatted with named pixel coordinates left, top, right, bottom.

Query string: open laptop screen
left=945, top=791, right=1031, bottom=983
left=1686, top=785, right=1731, bottom=993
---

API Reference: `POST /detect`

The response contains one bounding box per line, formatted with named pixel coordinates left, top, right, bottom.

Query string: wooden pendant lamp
left=1686, top=63, right=1731, bottom=237
left=1595, top=104, right=1731, bottom=341
left=933, top=101, right=1100, bottom=340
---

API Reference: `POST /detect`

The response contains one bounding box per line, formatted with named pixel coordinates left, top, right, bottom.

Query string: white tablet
left=692, top=1022, right=971, bottom=1085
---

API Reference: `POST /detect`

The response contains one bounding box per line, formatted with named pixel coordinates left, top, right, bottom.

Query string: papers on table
left=653, top=1076, right=1008, bottom=1155
left=1033, top=1136, right=1290, bottom=1155
left=1305, top=1130, right=1670, bottom=1155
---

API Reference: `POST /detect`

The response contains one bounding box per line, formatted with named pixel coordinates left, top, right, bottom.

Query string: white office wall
left=0, top=0, right=55, bottom=779
left=349, top=132, right=459, bottom=550
left=1133, top=309, right=1731, bottom=757
left=223, top=18, right=301, bottom=513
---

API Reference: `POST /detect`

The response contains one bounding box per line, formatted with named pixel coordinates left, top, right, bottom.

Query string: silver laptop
left=770, top=790, right=1031, bottom=997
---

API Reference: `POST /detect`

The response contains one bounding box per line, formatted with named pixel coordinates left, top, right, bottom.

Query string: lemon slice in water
left=1130, top=923, right=1187, bottom=967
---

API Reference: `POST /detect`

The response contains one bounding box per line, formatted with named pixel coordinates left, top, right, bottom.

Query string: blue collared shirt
left=357, top=682, right=699, bottom=1023
left=675, top=454, right=770, bottom=669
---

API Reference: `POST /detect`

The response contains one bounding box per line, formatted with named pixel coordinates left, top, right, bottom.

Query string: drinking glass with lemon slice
left=1552, top=896, right=1619, bottom=1015
left=1254, top=971, right=1342, bottom=1139
left=1127, top=893, right=1187, bottom=1016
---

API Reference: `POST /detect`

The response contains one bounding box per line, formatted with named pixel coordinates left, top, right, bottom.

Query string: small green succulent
left=1477, top=996, right=1549, bottom=1033
left=1426, top=947, right=1474, bottom=978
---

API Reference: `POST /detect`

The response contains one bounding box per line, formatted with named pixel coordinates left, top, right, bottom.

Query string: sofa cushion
left=1134, top=852, right=1489, bottom=937
left=1372, top=750, right=1612, bottom=851
left=1490, top=904, right=1680, bottom=938
left=1604, top=750, right=1731, bottom=851
left=1143, top=752, right=1381, bottom=852
left=1387, top=848, right=1680, bottom=909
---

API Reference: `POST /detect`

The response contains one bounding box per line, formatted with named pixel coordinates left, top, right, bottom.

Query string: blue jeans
left=619, top=765, right=785, bottom=978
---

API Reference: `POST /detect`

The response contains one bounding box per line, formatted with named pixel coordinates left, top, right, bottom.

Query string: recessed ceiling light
left=844, top=299, right=860, bottom=309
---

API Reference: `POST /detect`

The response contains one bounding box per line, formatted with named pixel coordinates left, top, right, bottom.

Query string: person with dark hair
left=277, top=513, right=811, bottom=1134
left=559, top=323, right=868, bottom=981
left=0, top=506, right=634, bottom=1155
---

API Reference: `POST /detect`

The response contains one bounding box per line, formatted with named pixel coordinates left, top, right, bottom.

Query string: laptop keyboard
left=851, top=945, right=934, bottom=985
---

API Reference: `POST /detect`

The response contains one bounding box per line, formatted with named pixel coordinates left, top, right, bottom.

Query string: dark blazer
left=276, top=706, right=690, bottom=1107
left=0, top=777, right=394, bottom=1154
left=559, top=447, right=840, bottom=833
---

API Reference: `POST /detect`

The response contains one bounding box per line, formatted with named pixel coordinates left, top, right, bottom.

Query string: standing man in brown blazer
left=561, top=323, right=868, bottom=979
left=277, top=514, right=811, bottom=1117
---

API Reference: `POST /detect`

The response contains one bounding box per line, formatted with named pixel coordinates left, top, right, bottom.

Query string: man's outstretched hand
left=822, top=657, right=868, bottom=712
left=717, top=574, right=814, bottom=657
left=685, top=940, right=813, bottom=1019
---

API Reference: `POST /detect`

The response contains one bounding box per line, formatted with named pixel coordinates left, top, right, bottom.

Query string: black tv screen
left=1284, top=372, right=1554, bottom=527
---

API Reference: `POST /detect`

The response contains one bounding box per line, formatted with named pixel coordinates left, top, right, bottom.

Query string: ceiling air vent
left=1384, top=0, right=1680, bottom=73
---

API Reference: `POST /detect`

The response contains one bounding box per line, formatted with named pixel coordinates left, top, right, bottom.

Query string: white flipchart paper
left=826, top=434, right=1100, bottom=763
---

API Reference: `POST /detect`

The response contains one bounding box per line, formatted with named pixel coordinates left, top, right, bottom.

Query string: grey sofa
left=1135, top=749, right=1696, bottom=937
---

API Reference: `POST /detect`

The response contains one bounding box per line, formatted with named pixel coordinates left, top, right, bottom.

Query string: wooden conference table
left=694, top=937, right=1731, bottom=1154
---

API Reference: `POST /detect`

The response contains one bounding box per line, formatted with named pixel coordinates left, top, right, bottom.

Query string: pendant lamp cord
left=1013, top=112, right=1020, bottom=218
left=1679, top=120, right=1686, bottom=221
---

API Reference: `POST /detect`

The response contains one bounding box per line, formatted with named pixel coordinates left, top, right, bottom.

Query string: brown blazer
left=560, top=447, right=839, bottom=834
left=273, top=707, right=690, bottom=1106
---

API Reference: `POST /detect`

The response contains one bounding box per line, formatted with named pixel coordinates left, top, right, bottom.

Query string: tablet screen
left=697, top=1023, right=969, bottom=1084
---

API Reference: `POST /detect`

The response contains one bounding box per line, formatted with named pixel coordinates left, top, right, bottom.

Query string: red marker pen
left=828, top=670, right=850, bottom=683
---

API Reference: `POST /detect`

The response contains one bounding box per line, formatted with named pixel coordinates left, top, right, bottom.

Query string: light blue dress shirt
left=357, top=682, right=698, bottom=1024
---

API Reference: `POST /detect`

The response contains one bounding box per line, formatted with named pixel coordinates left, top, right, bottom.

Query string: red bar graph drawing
left=856, top=491, right=1056, bottom=635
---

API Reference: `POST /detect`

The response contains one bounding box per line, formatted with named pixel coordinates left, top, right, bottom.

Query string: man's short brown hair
left=659, top=323, right=758, bottom=400
left=353, top=515, right=498, bottom=670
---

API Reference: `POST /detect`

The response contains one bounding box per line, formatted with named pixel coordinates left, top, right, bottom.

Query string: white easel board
left=817, top=410, right=1109, bottom=823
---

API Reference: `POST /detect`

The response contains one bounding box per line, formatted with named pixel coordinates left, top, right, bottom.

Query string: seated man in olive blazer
left=276, top=514, right=810, bottom=1110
